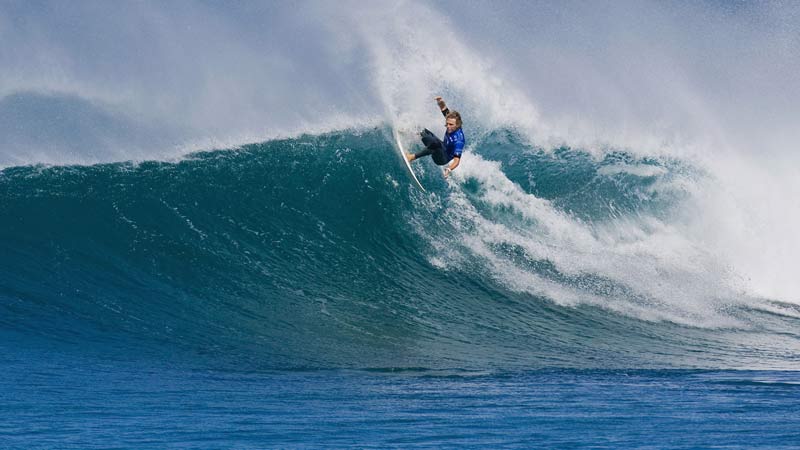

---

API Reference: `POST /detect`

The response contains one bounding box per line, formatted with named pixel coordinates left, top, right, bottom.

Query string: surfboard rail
left=393, top=129, right=426, bottom=191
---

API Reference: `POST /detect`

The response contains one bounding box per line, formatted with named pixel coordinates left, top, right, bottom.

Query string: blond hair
left=446, top=110, right=462, bottom=127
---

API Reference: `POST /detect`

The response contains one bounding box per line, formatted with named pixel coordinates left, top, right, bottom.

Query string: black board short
left=416, top=129, right=449, bottom=165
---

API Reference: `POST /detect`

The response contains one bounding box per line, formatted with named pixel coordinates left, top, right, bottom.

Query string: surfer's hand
left=435, top=96, right=446, bottom=109
left=443, top=167, right=451, bottom=178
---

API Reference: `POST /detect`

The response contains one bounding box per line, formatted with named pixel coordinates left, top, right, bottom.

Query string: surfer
left=406, top=96, right=465, bottom=178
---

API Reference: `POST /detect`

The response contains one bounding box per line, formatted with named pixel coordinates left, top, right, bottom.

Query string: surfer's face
left=445, top=118, right=459, bottom=133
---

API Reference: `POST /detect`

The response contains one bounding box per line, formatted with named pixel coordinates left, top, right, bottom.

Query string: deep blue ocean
left=2, top=128, right=799, bottom=447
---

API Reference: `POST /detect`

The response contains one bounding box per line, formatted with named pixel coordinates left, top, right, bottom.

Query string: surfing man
left=406, top=96, right=465, bottom=178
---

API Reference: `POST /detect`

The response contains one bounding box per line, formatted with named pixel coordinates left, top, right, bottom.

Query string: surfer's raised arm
left=435, top=96, right=449, bottom=116
left=406, top=96, right=466, bottom=179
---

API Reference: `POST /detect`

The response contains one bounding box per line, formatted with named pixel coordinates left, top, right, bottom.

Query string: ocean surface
left=2, top=128, right=799, bottom=447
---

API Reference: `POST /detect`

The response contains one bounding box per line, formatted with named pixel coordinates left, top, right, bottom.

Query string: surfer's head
left=445, top=111, right=462, bottom=133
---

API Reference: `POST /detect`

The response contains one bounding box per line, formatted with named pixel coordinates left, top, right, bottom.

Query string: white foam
left=348, top=0, right=800, bottom=311
left=415, top=154, right=747, bottom=328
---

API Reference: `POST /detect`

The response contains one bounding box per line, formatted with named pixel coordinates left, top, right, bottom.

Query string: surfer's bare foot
left=405, top=153, right=414, bottom=162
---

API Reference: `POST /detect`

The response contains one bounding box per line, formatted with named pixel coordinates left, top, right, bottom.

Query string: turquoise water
left=2, top=128, right=800, bottom=447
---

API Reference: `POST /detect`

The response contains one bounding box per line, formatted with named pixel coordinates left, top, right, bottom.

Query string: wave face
left=2, top=128, right=799, bottom=371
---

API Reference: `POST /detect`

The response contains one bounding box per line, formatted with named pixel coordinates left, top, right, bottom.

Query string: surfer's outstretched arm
left=444, top=157, right=460, bottom=178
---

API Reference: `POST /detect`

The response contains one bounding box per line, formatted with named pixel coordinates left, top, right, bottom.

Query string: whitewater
left=2, top=0, right=800, bottom=447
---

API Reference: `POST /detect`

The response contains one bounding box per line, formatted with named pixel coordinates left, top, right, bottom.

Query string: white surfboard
left=393, top=130, right=426, bottom=192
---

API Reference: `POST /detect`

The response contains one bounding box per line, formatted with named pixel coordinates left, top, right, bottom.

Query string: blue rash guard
left=442, top=127, right=465, bottom=161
